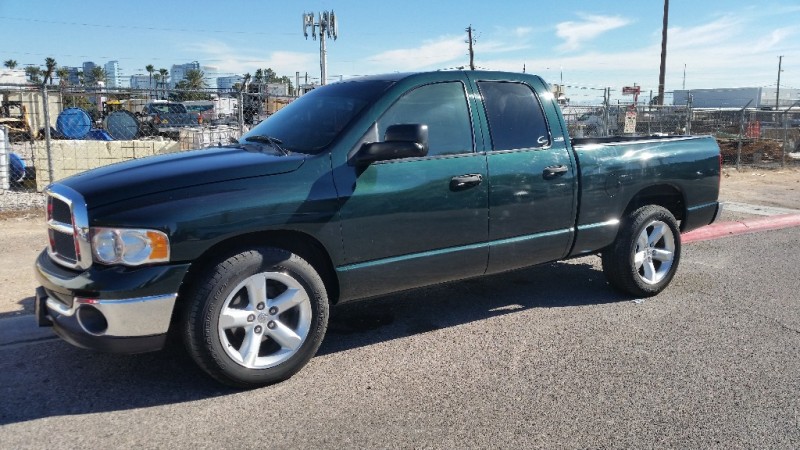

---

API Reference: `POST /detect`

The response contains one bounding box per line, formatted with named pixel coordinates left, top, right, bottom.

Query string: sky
left=1, top=0, right=799, bottom=103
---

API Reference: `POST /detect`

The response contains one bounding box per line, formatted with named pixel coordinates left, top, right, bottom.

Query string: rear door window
left=478, top=81, right=550, bottom=150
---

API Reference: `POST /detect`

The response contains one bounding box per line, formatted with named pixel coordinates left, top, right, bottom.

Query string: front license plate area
left=35, top=287, right=53, bottom=327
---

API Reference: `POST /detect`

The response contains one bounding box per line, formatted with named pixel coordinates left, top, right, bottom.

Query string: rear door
left=474, top=78, right=577, bottom=274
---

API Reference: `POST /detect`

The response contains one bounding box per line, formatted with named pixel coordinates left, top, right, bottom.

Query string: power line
left=0, top=16, right=296, bottom=36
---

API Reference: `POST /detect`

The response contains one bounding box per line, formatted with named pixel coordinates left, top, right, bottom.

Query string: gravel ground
left=0, top=190, right=45, bottom=213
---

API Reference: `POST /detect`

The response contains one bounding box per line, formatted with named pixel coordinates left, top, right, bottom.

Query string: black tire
left=602, top=205, right=681, bottom=297
left=183, top=247, right=329, bottom=388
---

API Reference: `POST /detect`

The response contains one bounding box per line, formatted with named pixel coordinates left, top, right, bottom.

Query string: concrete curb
left=683, top=214, right=800, bottom=243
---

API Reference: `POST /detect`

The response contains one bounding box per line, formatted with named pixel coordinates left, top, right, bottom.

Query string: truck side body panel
left=569, top=135, right=721, bottom=255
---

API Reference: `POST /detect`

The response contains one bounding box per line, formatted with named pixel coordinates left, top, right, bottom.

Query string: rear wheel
left=183, top=247, right=329, bottom=388
left=602, top=205, right=681, bottom=297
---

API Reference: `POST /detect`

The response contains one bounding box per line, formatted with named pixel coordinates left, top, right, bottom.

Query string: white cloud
left=478, top=12, right=798, bottom=97
left=365, top=36, right=467, bottom=71
left=556, top=14, right=631, bottom=51
left=513, top=27, right=533, bottom=38
left=183, top=41, right=315, bottom=76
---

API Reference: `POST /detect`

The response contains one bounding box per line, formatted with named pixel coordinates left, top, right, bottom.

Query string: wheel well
left=175, top=230, right=341, bottom=317
left=623, top=184, right=685, bottom=223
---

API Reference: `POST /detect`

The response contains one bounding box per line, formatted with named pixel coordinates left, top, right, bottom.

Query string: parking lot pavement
left=0, top=315, right=55, bottom=348
left=1, top=228, right=799, bottom=448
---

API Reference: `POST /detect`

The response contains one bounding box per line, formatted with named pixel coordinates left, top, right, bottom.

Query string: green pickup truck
left=35, top=71, right=722, bottom=387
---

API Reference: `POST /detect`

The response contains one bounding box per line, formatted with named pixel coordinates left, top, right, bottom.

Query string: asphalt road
left=1, top=227, right=798, bottom=448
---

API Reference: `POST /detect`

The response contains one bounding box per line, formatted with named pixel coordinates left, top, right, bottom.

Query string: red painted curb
left=682, top=214, right=800, bottom=243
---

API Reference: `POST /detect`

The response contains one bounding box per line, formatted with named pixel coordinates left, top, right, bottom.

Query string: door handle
left=542, top=165, right=569, bottom=180
left=450, top=174, right=483, bottom=191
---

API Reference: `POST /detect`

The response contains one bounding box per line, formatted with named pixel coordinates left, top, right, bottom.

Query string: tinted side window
left=478, top=81, right=550, bottom=150
left=377, top=82, right=473, bottom=156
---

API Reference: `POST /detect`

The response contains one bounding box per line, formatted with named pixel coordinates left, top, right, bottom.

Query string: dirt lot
left=1, top=167, right=799, bottom=317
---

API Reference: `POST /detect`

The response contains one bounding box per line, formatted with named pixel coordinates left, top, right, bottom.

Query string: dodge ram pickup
left=35, top=71, right=722, bottom=388
left=142, top=102, right=202, bottom=133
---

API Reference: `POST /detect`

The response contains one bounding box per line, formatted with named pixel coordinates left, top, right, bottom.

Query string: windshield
left=151, top=103, right=188, bottom=114
left=185, top=104, right=213, bottom=112
left=242, top=79, right=393, bottom=154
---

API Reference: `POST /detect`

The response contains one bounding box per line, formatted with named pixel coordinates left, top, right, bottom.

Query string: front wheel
left=602, top=205, right=681, bottom=297
left=183, top=247, right=329, bottom=388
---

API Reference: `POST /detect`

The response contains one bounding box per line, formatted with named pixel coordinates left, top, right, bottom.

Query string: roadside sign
left=622, top=86, right=641, bottom=95
left=624, top=110, right=637, bottom=134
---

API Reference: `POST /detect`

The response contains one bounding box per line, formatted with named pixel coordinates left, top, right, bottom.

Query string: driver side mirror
left=354, top=124, right=429, bottom=165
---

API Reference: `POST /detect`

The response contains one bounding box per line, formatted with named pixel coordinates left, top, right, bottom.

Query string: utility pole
left=303, top=11, right=338, bottom=86
left=682, top=63, right=686, bottom=90
left=775, top=55, right=783, bottom=110
left=657, top=0, right=669, bottom=105
left=466, top=25, right=475, bottom=70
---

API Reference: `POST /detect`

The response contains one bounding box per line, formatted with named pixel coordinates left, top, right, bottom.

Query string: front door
left=335, top=80, right=489, bottom=300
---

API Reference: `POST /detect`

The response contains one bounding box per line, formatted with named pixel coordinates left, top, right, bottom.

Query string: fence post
left=41, top=84, right=54, bottom=187
left=238, top=91, right=245, bottom=135
left=685, top=94, right=692, bottom=135
left=782, top=110, right=788, bottom=168
left=603, top=87, right=610, bottom=136
left=736, top=109, right=745, bottom=171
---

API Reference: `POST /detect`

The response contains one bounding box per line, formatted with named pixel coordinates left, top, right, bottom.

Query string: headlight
left=91, top=228, right=170, bottom=266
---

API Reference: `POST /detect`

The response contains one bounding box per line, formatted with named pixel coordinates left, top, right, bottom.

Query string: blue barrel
left=9, top=152, right=26, bottom=182
left=56, top=107, right=91, bottom=139
left=104, top=110, right=140, bottom=140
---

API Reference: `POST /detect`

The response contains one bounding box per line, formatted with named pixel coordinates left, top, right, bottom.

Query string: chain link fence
left=0, top=83, right=302, bottom=193
left=2, top=82, right=800, bottom=195
left=560, top=101, right=800, bottom=169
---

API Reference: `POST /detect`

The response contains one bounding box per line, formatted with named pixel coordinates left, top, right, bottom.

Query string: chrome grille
left=45, top=184, right=92, bottom=270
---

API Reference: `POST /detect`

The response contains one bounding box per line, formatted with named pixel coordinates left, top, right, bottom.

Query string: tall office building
left=104, top=60, right=123, bottom=88
left=82, top=61, right=97, bottom=85
left=170, top=61, right=200, bottom=89
left=129, top=75, right=155, bottom=90
left=170, top=61, right=218, bottom=90
left=217, top=75, right=244, bottom=91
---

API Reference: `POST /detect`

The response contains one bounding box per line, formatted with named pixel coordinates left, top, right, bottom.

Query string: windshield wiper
left=244, top=135, right=289, bottom=155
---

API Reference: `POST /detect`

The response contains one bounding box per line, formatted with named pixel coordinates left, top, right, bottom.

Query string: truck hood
left=59, top=145, right=306, bottom=208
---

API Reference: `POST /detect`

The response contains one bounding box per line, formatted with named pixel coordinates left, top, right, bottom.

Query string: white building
left=170, top=61, right=218, bottom=90
left=217, top=75, right=244, bottom=91
left=129, top=75, right=155, bottom=90
left=673, top=87, right=800, bottom=109
left=0, top=69, right=27, bottom=84
left=104, top=60, right=123, bottom=88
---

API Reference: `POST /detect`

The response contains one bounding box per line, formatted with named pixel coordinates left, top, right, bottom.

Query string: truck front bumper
left=34, top=251, right=190, bottom=353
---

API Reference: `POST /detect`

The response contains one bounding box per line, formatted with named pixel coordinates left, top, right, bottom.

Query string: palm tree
left=56, top=67, right=70, bottom=87
left=159, top=68, right=169, bottom=98
left=175, top=69, right=208, bottom=101
left=181, top=68, right=208, bottom=90
left=145, top=64, right=155, bottom=96
left=24, top=66, right=42, bottom=83
left=90, top=66, right=107, bottom=86
left=3, top=59, right=17, bottom=69
left=153, top=73, right=162, bottom=99
left=44, top=57, right=57, bottom=85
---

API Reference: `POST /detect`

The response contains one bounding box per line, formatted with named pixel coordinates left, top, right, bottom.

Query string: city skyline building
left=104, top=60, right=123, bottom=88
left=82, top=61, right=96, bottom=85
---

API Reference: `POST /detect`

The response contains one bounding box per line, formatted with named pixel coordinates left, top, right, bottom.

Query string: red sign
left=746, top=121, right=761, bottom=139
left=622, top=86, right=641, bottom=95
